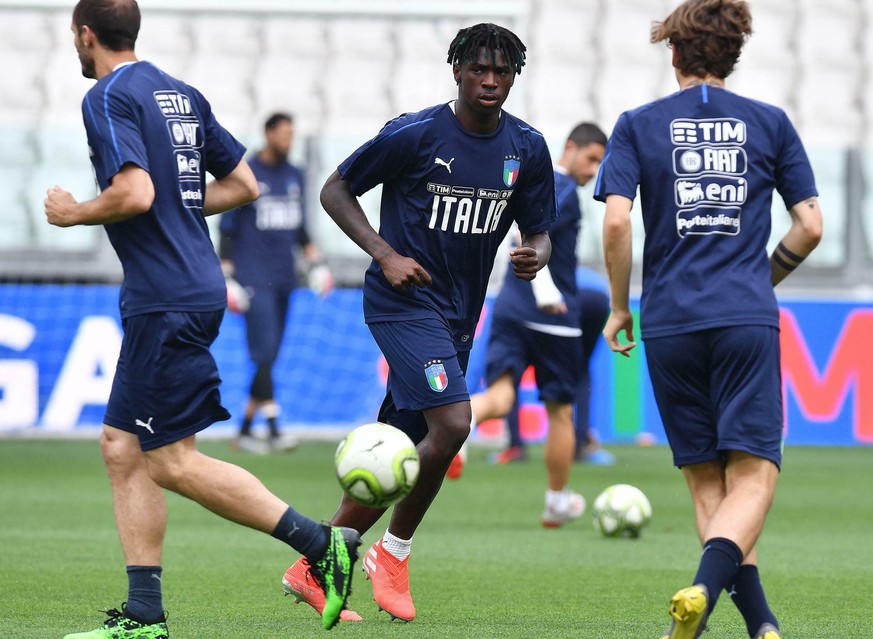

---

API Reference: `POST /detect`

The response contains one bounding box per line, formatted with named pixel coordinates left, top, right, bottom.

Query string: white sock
left=545, top=488, right=569, bottom=511
left=382, top=529, right=412, bottom=561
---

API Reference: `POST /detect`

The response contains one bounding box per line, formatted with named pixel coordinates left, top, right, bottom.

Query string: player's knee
left=100, top=429, right=140, bottom=476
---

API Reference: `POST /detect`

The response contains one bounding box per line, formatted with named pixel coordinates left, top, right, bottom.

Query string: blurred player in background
left=450, top=123, right=606, bottom=529
left=595, top=1, right=822, bottom=638
left=44, top=1, right=359, bottom=635
left=282, top=22, right=555, bottom=622
left=476, top=124, right=612, bottom=472
left=219, top=112, right=333, bottom=455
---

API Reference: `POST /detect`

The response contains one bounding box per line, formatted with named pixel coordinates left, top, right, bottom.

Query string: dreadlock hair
left=446, top=23, right=527, bottom=75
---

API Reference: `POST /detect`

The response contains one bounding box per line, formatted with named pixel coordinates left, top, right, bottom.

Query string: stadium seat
left=0, top=122, right=38, bottom=168
left=795, top=61, right=863, bottom=147
left=34, top=126, right=90, bottom=167
left=394, top=20, right=444, bottom=62
left=327, top=19, right=395, bottom=62
left=136, top=12, right=195, bottom=77
left=796, top=0, right=861, bottom=64
left=527, top=0, right=596, bottom=64
left=262, top=16, right=327, bottom=54
left=191, top=14, right=261, bottom=56
left=0, top=166, right=34, bottom=249
left=25, top=165, right=100, bottom=251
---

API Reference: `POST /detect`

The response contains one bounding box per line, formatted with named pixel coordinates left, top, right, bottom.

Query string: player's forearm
left=770, top=196, right=823, bottom=286
left=603, top=196, right=634, bottom=312
left=521, top=231, right=551, bottom=270
left=321, top=172, right=396, bottom=263
left=59, top=167, right=154, bottom=226
left=203, top=160, right=259, bottom=216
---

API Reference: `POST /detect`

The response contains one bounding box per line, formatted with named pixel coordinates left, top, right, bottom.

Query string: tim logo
left=154, top=91, right=192, bottom=116
left=670, top=118, right=746, bottom=145
left=503, top=157, right=520, bottom=187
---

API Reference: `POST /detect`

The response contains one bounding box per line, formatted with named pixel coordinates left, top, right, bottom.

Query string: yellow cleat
left=662, top=584, right=709, bottom=639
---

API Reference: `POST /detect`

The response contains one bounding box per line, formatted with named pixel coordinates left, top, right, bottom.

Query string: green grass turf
left=0, top=440, right=870, bottom=638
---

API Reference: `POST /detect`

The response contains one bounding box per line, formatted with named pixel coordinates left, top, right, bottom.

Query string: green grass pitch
left=1, top=440, right=870, bottom=638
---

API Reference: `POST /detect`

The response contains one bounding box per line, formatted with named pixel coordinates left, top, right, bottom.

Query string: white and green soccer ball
left=334, top=422, right=420, bottom=509
left=592, top=483, right=652, bottom=538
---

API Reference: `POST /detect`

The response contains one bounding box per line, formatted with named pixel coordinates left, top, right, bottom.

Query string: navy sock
left=239, top=416, right=253, bottom=437
left=267, top=416, right=279, bottom=439
left=125, top=565, right=164, bottom=624
left=693, top=537, right=743, bottom=615
left=271, top=507, right=329, bottom=560
left=728, top=564, right=779, bottom=637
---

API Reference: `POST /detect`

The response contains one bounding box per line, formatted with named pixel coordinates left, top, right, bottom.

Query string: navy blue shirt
left=82, top=61, right=246, bottom=318
left=339, top=103, right=556, bottom=349
left=219, top=155, right=307, bottom=292
left=493, top=166, right=581, bottom=329
left=594, top=85, right=817, bottom=338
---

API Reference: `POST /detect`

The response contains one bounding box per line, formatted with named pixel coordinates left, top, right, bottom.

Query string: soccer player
left=282, top=23, right=555, bottom=622
left=44, top=1, right=359, bottom=636
left=219, top=112, right=333, bottom=455
left=595, top=1, right=822, bottom=638
left=488, top=267, right=613, bottom=466
left=457, top=123, right=607, bottom=528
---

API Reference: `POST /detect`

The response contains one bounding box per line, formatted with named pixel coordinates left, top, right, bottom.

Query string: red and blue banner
left=0, top=284, right=870, bottom=446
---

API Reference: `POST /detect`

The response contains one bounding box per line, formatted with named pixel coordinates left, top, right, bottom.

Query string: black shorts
left=104, top=310, right=230, bottom=451
left=645, top=325, right=783, bottom=468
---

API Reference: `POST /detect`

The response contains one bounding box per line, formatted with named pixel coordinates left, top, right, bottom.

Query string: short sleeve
left=593, top=112, right=641, bottom=202
left=511, top=135, right=557, bottom=235
left=198, top=96, right=246, bottom=179
left=774, top=112, right=818, bottom=209
left=338, top=116, right=427, bottom=195
left=83, top=87, right=149, bottom=180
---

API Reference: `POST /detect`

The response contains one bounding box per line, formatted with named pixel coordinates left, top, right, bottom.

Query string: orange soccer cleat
left=282, top=557, right=363, bottom=622
left=362, top=539, right=416, bottom=621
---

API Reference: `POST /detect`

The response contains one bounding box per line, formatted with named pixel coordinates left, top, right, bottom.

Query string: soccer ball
left=592, top=483, right=652, bottom=538
left=334, top=422, right=420, bottom=509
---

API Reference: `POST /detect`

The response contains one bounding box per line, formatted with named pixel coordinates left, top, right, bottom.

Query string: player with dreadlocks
left=281, top=22, right=556, bottom=623
left=446, top=22, right=527, bottom=74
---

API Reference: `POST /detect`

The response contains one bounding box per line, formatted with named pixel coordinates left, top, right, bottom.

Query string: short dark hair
left=446, top=23, right=527, bottom=75
left=651, top=0, right=752, bottom=79
left=264, top=112, right=293, bottom=130
left=72, top=0, right=140, bottom=52
left=567, top=122, right=607, bottom=148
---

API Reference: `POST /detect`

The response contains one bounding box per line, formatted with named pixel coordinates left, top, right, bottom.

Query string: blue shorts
left=485, top=316, right=583, bottom=404
left=244, top=286, right=291, bottom=364
left=644, top=326, right=783, bottom=469
left=369, top=318, right=471, bottom=445
left=105, top=310, right=231, bottom=451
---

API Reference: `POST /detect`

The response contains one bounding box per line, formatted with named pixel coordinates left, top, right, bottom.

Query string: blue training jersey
left=594, top=85, right=817, bottom=339
left=339, top=103, right=556, bottom=348
left=492, top=166, right=581, bottom=329
left=219, top=155, right=307, bottom=292
left=82, top=61, right=246, bottom=318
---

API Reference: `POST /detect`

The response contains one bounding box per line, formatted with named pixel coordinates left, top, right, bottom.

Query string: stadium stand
left=0, top=0, right=868, bottom=290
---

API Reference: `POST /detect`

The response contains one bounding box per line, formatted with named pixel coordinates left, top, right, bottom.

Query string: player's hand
left=509, top=246, right=540, bottom=281
left=380, top=254, right=432, bottom=292
left=44, top=186, right=79, bottom=227
left=308, top=263, right=334, bottom=298
left=225, top=277, right=250, bottom=313
left=540, top=301, right=568, bottom=315
left=603, top=309, right=636, bottom=357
